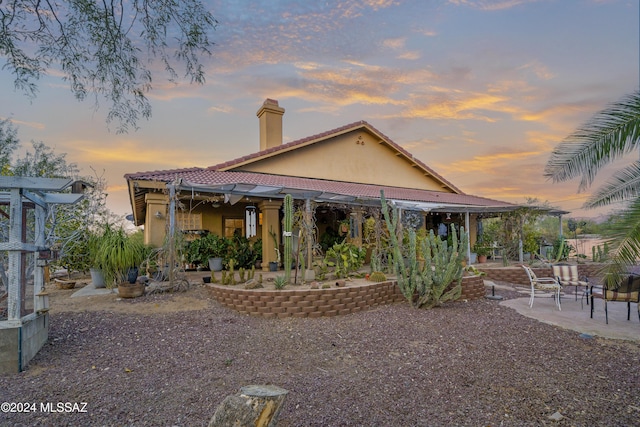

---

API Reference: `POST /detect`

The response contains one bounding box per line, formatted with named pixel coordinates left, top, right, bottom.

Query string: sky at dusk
left=1, top=0, right=639, bottom=221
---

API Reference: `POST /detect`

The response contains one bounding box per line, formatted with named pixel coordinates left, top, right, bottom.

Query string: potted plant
left=268, top=227, right=280, bottom=271
left=187, top=233, right=230, bottom=271
left=473, top=243, right=491, bottom=263
left=87, top=229, right=109, bottom=288
left=252, top=238, right=263, bottom=269
left=95, top=224, right=148, bottom=296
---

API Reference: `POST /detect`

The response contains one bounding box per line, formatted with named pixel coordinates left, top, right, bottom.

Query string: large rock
left=209, top=384, right=289, bottom=427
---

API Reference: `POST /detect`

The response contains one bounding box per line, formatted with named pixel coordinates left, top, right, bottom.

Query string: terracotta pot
left=477, top=255, right=487, bottom=263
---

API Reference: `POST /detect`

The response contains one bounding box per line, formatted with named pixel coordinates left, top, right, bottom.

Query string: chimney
left=257, top=99, right=285, bottom=151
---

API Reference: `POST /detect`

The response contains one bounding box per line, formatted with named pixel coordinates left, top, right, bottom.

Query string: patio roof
left=125, top=168, right=554, bottom=226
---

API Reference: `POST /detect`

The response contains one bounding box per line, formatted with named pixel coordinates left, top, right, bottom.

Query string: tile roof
left=126, top=168, right=513, bottom=209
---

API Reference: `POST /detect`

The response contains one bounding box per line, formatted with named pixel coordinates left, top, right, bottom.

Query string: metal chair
left=591, top=273, right=640, bottom=324
left=552, top=263, right=589, bottom=307
left=522, top=265, right=562, bottom=310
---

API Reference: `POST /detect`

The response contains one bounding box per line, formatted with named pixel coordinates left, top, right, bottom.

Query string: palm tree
left=545, top=90, right=640, bottom=285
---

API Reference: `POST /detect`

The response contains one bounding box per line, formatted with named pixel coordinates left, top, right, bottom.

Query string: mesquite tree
left=1, top=1, right=217, bottom=132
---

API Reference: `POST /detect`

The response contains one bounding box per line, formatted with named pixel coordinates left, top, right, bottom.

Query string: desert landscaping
left=1, top=276, right=639, bottom=426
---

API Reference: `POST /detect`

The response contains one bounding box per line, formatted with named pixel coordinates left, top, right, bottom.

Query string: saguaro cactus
left=283, top=194, right=293, bottom=283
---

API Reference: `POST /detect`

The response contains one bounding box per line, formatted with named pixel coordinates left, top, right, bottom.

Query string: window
left=224, top=218, right=244, bottom=238
left=176, top=212, right=202, bottom=231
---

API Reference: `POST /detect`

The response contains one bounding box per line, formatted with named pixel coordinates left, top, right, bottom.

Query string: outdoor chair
left=522, top=265, right=562, bottom=310
left=552, top=263, right=589, bottom=307
left=590, top=273, right=640, bottom=324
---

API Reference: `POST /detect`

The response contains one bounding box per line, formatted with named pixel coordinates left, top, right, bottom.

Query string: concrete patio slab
left=496, top=282, right=639, bottom=342
left=70, top=283, right=115, bottom=298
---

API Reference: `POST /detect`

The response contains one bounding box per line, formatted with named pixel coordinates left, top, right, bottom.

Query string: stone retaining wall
left=209, top=274, right=487, bottom=318
left=208, top=281, right=404, bottom=319
left=459, top=275, right=486, bottom=300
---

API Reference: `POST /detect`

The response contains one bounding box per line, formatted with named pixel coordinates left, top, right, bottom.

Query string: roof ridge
left=208, top=121, right=369, bottom=171
left=124, top=166, right=204, bottom=179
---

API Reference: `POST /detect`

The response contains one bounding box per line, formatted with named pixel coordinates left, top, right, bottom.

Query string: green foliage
left=522, top=223, right=542, bottom=254
left=95, top=224, right=149, bottom=287
left=228, top=259, right=236, bottom=285
left=1, top=0, right=218, bottom=132
left=268, top=226, right=280, bottom=264
left=283, top=194, right=293, bottom=283
left=324, top=240, right=366, bottom=278
left=228, top=234, right=258, bottom=269
left=273, top=275, right=287, bottom=290
left=369, top=271, right=387, bottom=282
left=252, top=239, right=262, bottom=262
left=319, top=227, right=342, bottom=252
left=551, top=236, right=572, bottom=261
left=186, top=233, right=230, bottom=266
left=313, top=259, right=329, bottom=280
left=473, top=242, right=491, bottom=256
left=416, top=226, right=468, bottom=309
left=545, top=91, right=640, bottom=282
left=381, top=190, right=467, bottom=309
left=592, top=242, right=610, bottom=262
left=464, top=265, right=486, bottom=277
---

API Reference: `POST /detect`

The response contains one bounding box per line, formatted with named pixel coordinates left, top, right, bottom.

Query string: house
left=125, top=99, right=518, bottom=270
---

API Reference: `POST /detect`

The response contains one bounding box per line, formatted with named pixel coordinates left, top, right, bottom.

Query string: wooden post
left=209, top=385, right=288, bottom=427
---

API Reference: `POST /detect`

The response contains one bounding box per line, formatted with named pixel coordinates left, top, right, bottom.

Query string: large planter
left=90, top=268, right=106, bottom=288
left=209, top=257, right=223, bottom=272
left=477, top=255, right=487, bottom=263
left=469, top=253, right=477, bottom=264
left=118, top=282, right=145, bottom=298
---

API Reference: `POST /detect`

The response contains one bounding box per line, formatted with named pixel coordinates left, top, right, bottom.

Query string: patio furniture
left=522, top=265, right=562, bottom=310
left=552, top=263, right=589, bottom=306
left=590, top=273, right=640, bottom=324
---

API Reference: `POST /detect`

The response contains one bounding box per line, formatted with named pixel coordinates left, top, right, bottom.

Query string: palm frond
left=584, top=161, right=640, bottom=208
left=545, top=91, right=640, bottom=191
left=600, top=198, right=640, bottom=287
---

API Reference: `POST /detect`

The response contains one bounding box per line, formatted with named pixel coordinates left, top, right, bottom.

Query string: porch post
left=351, top=208, right=364, bottom=247
left=465, top=211, right=471, bottom=264
left=7, top=189, right=23, bottom=321
left=259, top=200, right=283, bottom=271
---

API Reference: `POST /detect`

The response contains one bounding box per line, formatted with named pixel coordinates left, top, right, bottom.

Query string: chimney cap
left=257, top=98, right=285, bottom=117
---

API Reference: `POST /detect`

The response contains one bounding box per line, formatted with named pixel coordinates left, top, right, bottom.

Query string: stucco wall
left=235, top=130, right=450, bottom=192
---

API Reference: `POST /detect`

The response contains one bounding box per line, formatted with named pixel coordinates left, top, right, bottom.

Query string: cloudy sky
left=1, top=0, right=638, bottom=220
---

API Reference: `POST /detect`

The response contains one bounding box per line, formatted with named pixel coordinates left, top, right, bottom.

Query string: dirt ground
left=2, top=272, right=639, bottom=426
left=47, top=279, right=213, bottom=315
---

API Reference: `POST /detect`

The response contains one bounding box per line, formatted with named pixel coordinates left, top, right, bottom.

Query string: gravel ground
left=1, top=284, right=639, bottom=427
